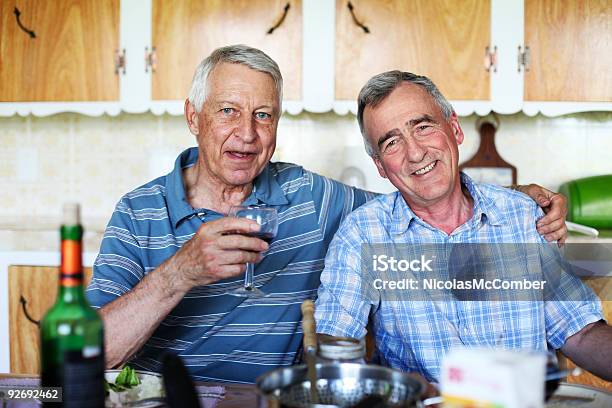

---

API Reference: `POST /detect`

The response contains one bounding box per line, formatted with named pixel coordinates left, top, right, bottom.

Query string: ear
left=373, top=156, right=388, bottom=179
left=184, top=99, right=199, bottom=136
left=449, top=112, right=464, bottom=145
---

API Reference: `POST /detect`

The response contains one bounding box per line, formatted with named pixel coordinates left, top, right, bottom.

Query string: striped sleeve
left=308, top=171, right=376, bottom=241
left=86, top=198, right=145, bottom=309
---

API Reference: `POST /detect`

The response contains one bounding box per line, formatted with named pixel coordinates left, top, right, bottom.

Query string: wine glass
left=227, top=206, right=278, bottom=298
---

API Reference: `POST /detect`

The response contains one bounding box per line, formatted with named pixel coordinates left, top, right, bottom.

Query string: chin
left=411, top=183, right=451, bottom=202
left=224, top=170, right=259, bottom=186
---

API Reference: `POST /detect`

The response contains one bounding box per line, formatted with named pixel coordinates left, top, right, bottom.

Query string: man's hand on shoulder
left=515, top=183, right=568, bottom=246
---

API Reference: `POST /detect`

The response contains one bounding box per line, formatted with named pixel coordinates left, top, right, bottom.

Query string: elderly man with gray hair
left=314, top=71, right=612, bottom=383
left=87, top=45, right=569, bottom=384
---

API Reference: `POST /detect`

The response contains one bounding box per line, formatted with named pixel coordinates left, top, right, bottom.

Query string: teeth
left=414, top=161, right=436, bottom=175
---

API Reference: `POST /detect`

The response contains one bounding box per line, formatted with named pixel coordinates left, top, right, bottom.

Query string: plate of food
left=105, top=366, right=165, bottom=407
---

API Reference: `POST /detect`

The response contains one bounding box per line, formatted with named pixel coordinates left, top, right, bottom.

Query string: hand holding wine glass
left=228, top=206, right=278, bottom=297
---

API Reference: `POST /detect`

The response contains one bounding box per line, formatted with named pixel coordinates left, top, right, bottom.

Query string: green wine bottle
left=40, top=203, right=105, bottom=407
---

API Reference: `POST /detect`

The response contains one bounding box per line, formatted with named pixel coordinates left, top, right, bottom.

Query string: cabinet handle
left=267, top=3, right=291, bottom=35
left=347, top=2, right=370, bottom=34
left=484, top=46, right=498, bottom=73
left=19, top=295, right=40, bottom=326
left=145, top=46, right=157, bottom=73
left=115, top=49, right=126, bottom=75
left=13, top=7, right=36, bottom=39
left=518, top=45, right=530, bottom=73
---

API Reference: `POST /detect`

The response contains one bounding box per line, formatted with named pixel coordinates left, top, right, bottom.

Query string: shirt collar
left=460, top=172, right=506, bottom=227
left=167, top=147, right=289, bottom=228
left=388, top=172, right=505, bottom=235
left=389, top=192, right=416, bottom=235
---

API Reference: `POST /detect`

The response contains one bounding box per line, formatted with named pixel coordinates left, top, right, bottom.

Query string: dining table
left=2, top=373, right=612, bottom=407
left=0, top=373, right=257, bottom=408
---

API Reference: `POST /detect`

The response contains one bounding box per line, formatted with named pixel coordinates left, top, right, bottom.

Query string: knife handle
left=301, top=300, right=317, bottom=352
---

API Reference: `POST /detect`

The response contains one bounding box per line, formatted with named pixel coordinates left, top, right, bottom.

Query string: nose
left=404, top=134, right=427, bottom=162
left=235, top=114, right=257, bottom=143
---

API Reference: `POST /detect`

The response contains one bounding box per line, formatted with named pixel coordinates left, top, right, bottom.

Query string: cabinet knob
left=347, top=2, right=370, bottom=34
left=13, top=7, right=36, bottom=39
left=267, top=3, right=291, bottom=35
left=19, top=295, right=40, bottom=326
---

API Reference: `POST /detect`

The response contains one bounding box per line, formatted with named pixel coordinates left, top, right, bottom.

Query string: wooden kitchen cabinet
left=334, top=0, right=491, bottom=101
left=524, top=0, right=612, bottom=102
left=8, top=265, right=93, bottom=374
left=0, top=0, right=120, bottom=102
left=152, top=0, right=302, bottom=101
left=0, top=0, right=610, bottom=116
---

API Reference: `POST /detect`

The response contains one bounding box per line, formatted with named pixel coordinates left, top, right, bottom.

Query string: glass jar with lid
left=318, top=335, right=366, bottom=364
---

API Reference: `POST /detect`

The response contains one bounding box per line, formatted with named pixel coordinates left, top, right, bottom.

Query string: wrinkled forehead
left=364, top=84, right=440, bottom=132
left=207, top=63, right=280, bottom=102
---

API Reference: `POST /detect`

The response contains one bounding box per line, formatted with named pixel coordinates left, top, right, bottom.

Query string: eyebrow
left=409, top=114, right=436, bottom=127
left=214, top=100, right=277, bottom=111
left=376, top=114, right=437, bottom=150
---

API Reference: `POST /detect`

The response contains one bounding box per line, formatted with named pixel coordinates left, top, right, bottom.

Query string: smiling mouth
left=227, top=151, right=256, bottom=159
left=412, top=160, right=437, bottom=176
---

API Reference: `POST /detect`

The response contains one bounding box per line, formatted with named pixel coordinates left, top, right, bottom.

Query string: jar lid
left=318, top=337, right=365, bottom=360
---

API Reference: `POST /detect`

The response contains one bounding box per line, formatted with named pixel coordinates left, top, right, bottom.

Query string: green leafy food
left=105, top=365, right=141, bottom=396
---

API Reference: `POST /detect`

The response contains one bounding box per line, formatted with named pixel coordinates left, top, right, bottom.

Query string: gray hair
left=357, top=71, right=454, bottom=156
left=188, top=45, right=283, bottom=112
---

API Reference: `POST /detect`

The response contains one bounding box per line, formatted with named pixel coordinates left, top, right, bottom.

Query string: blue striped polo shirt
left=86, top=147, right=374, bottom=383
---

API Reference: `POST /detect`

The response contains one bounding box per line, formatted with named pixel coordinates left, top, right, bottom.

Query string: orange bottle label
left=61, top=240, right=83, bottom=286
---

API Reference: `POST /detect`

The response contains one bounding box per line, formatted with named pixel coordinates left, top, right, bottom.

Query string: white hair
left=188, top=45, right=283, bottom=112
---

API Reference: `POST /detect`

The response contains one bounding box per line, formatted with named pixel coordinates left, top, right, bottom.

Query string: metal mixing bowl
left=256, top=363, right=426, bottom=408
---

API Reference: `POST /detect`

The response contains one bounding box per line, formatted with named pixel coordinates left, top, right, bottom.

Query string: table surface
left=2, top=374, right=611, bottom=407
left=0, top=373, right=257, bottom=408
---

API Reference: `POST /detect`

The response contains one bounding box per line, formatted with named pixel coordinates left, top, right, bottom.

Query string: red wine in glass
left=245, top=231, right=275, bottom=244
left=227, top=206, right=278, bottom=298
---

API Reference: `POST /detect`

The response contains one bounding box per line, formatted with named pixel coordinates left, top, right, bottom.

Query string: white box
left=440, top=348, right=546, bottom=408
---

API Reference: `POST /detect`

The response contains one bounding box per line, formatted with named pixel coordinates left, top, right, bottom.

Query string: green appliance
left=559, top=175, right=612, bottom=229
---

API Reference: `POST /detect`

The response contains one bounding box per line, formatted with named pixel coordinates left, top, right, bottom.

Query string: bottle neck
left=59, top=224, right=85, bottom=303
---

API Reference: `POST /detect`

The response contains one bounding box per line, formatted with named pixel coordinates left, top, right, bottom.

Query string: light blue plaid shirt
left=315, top=174, right=603, bottom=382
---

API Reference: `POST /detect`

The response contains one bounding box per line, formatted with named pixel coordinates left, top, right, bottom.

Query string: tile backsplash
left=1, top=110, right=611, bottom=251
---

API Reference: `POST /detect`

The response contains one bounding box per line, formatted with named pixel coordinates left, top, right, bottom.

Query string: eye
left=415, top=124, right=434, bottom=135
left=255, top=112, right=272, bottom=120
left=221, top=107, right=234, bottom=115
left=382, top=137, right=400, bottom=153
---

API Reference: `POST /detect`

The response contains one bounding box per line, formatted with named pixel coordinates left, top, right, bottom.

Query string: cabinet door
left=8, top=266, right=93, bottom=374
left=0, top=0, right=119, bottom=102
left=524, top=0, right=612, bottom=102
left=152, top=0, right=302, bottom=101
left=335, top=0, right=491, bottom=101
